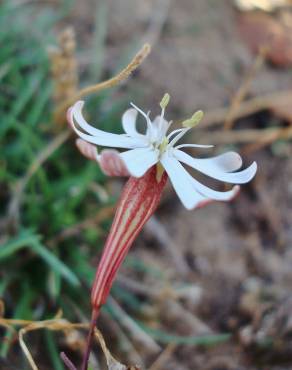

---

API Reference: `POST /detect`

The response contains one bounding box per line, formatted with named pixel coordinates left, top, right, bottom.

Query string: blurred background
left=1, top=0, right=292, bottom=369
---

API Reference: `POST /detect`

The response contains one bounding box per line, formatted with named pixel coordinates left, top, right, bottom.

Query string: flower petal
left=190, top=176, right=240, bottom=201
left=161, top=152, right=240, bottom=207
left=175, top=149, right=242, bottom=171
left=175, top=144, right=214, bottom=149
left=150, top=115, right=171, bottom=143
left=152, top=115, right=168, bottom=129
left=99, top=150, right=130, bottom=177
left=160, top=154, right=207, bottom=210
left=68, top=101, right=147, bottom=149
left=174, top=149, right=257, bottom=184
left=76, top=139, right=99, bottom=161
left=120, top=147, right=159, bottom=177
left=122, top=108, right=142, bottom=137
left=203, top=151, right=243, bottom=172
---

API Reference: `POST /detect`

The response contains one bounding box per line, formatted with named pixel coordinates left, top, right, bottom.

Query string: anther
left=160, top=93, right=170, bottom=110
left=182, top=110, right=204, bottom=128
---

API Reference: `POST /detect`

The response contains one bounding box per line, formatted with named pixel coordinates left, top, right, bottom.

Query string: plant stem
left=81, top=307, right=100, bottom=370
left=54, top=43, right=151, bottom=123
left=60, top=352, right=77, bottom=370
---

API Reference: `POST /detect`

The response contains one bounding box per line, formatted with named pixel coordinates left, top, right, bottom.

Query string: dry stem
left=54, top=43, right=151, bottom=123
left=197, top=125, right=292, bottom=146
left=148, top=343, right=176, bottom=370
left=223, top=47, right=267, bottom=130
left=201, top=89, right=292, bottom=128
left=0, top=313, right=101, bottom=370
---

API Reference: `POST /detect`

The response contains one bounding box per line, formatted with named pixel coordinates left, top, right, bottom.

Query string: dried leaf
left=238, top=11, right=292, bottom=67
left=1, top=312, right=140, bottom=370
left=94, top=329, right=140, bottom=370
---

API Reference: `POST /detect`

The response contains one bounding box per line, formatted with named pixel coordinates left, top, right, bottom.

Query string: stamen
left=130, top=102, right=153, bottom=134
left=160, top=93, right=170, bottom=109
left=182, top=110, right=204, bottom=128
left=159, top=137, right=169, bottom=154
left=130, top=102, right=149, bottom=120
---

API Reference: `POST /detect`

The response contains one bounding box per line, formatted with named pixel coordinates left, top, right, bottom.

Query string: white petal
left=190, top=176, right=240, bottom=201
left=71, top=101, right=103, bottom=137
left=68, top=101, right=147, bottom=149
left=120, top=147, right=159, bottom=177
left=122, top=108, right=142, bottom=137
left=205, top=151, right=243, bottom=172
left=153, top=115, right=169, bottom=133
left=151, top=115, right=171, bottom=142
left=161, top=152, right=240, bottom=207
left=175, top=144, right=214, bottom=149
left=152, top=115, right=168, bottom=128
left=160, top=154, right=207, bottom=210
left=150, top=116, right=160, bottom=140
left=174, top=149, right=257, bottom=184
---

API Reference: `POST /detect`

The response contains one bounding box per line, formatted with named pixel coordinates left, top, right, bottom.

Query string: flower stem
left=81, top=307, right=100, bottom=370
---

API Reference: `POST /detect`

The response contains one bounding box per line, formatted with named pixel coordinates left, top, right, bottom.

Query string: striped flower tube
left=91, top=165, right=167, bottom=308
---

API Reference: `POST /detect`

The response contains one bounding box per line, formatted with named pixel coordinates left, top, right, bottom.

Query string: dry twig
left=54, top=44, right=151, bottom=123
left=224, top=48, right=267, bottom=130
left=148, top=343, right=176, bottom=370
left=196, top=125, right=292, bottom=147
left=201, top=89, right=292, bottom=128
left=0, top=311, right=137, bottom=370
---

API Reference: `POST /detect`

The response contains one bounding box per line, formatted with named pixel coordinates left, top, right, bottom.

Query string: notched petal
left=120, top=147, right=159, bottom=178
left=122, top=108, right=139, bottom=136
left=99, top=150, right=130, bottom=177
left=67, top=101, right=148, bottom=149
left=76, top=139, right=98, bottom=162
left=194, top=186, right=240, bottom=209
left=174, top=149, right=257, bottom=184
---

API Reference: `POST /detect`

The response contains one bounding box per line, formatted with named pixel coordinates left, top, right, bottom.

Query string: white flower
left=67, top=97, right=257, bottom=210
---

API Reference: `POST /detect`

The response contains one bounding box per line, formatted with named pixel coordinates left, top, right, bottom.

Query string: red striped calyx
left=91, top=166, right=168, bottom=309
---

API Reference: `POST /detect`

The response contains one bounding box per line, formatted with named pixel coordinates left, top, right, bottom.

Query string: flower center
left=158, top=136, right=169, bottom=156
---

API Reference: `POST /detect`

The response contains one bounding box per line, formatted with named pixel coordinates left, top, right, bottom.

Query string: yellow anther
left=182, top=110, right=204, bottom=128
left=160, top=93, right=170, bottom=110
